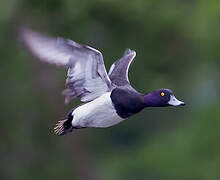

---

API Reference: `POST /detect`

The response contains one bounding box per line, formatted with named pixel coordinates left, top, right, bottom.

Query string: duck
left=19, top=27, right=185, bottom=136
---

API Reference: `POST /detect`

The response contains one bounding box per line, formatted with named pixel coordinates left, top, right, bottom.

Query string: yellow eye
left=161, top=92, right=165, bottom=96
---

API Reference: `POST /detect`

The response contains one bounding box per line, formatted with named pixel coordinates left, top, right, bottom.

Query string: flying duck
left=19, top=27, right=185, bottom=136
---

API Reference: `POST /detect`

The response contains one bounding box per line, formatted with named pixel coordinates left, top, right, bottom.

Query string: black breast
left=110, top=88, right=145, bottom=118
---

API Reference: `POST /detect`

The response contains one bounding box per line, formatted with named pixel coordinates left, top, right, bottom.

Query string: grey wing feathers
left=19, top=28, right=73, bottom=66
left=20, top=27, right=112, bottom=103
left=108, top=49, right=136, bottom=86
left=63, top=50, right=111, bottom=104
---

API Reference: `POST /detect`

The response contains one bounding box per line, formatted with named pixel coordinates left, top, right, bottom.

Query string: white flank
left=72, top=92, right=123, bottom=128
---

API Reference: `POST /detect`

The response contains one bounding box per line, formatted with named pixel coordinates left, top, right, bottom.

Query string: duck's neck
left=143, top=93, right=160, bottom=107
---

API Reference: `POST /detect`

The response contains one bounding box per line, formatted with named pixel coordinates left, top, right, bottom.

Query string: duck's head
left=144, top=89, right=185, bottom=107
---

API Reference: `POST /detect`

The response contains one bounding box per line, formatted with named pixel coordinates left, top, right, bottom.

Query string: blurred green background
left=1, top=0, right=220, bottom=179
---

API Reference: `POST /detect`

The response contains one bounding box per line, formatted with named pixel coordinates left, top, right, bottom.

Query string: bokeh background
left=1, top=0, right=220, bottom=179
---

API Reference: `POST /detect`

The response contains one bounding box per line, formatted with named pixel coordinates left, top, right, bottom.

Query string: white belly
left=71, top=92, right=124, bottom=128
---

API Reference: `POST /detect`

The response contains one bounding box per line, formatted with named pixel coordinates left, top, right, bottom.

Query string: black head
left=144, top=89, right=185, bottom=107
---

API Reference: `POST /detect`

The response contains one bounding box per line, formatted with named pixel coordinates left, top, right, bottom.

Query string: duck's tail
left=54, top=118, right=73, bottom=136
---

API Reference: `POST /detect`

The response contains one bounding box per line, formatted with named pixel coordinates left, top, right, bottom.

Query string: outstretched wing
left=20, top=27, right=113, bottom=104
left=108, top=49, right=136, bottom=86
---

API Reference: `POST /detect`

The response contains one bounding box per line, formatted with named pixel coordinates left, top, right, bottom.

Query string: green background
left=1, top=0, right=220, bottom=179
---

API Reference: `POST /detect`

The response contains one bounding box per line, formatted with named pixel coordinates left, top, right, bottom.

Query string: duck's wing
left=108, top=49, right=136, bottom=87
left=20, top=27, right=113, bottom=104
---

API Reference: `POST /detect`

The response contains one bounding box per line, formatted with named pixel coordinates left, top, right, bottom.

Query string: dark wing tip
left=18, top=26, right=36, bottom=42
left=17, top=26, right=37, bottom=50
left=17, top=26, right=28, bottom=43
left=124, top=48, right=136, bottom=56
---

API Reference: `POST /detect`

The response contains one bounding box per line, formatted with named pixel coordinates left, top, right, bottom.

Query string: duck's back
left=110, top=88, right=145, bottom=118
